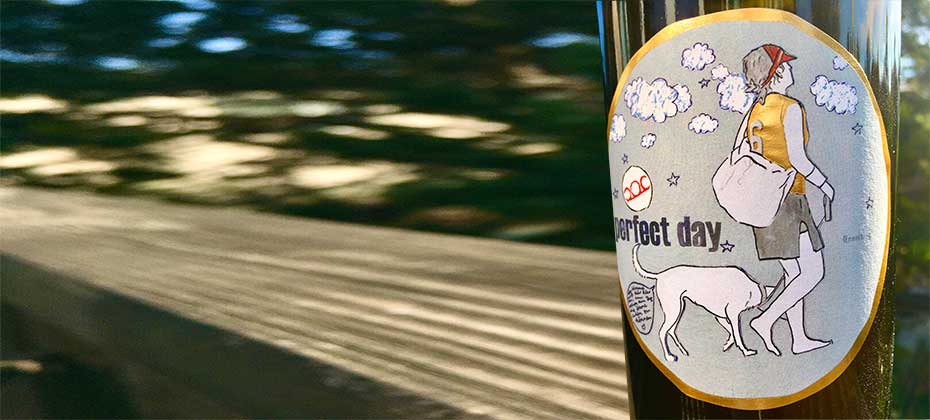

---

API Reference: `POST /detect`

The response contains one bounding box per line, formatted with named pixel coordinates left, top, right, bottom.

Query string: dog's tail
left=755, top=274, right=785, bottom=310
left=631, top=244, right=658, bottom=281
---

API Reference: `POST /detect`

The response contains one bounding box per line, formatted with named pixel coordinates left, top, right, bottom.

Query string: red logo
left=624, top=175, right=651, bottom=202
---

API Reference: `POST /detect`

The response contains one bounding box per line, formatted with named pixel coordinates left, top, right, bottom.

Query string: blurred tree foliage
left=0, top=0, right=610, bottom=249
left=891, top=1, right=929, bottom=417
left=896, top=0, right=930, bottom=294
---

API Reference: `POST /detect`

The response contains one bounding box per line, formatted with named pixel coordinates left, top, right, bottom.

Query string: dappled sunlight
left=215, top=101, right=293, bottom=118
left=242, top=132, right=293, bottom=144
left=0, top=147, right=78, bottom=169
left=508, top=142, right=562, bottom=155
left=266, top=14, right=311, bottom=34
left=81, top=93, right=349, bottom=120
left=0, top=94, right=69, bottom=113
left=365, top=112, right=510, bottom=140
left=29, top=159, right=117, bottom=176
left=104, top=115, right=150, bottom=127
left=310, top=29, right=356, bottom=50
left=135, top=174, right=288, bottom=201
left=291, top=100, right=348, bottom=117
left=511, top=64, right=586, bottom=89
left=320, top=125, right=390, bottom=141
left=529, top=32, right=598, bottom=48
left=158, top=11, right=207, bottom=35
left=365, top=112, right=509, bottom=132
left=289, top=161, right=420, bottom=206
left=2, top=0, right=615, bottom=258
left=429, top=128, right=486, bottom=139
left=289, top=162, right=418, bottom=189
left=0, top=91, right=531, bottom=160
left=213, top=164, right=267, bottom=178
left=84, top=95, right=218, bottom=116
left=175, top=0, right=216, bottom=11
left=145, top=134, right=279, bottom=174
left=94, top=56, right=142, bottom=71
left=197, top=37, right=248, bottom=53
left=0, top=147, right=118, bottom=185
left=0, top=48, right=63, bottom=64
left=472, top=135, right=520, bottom=151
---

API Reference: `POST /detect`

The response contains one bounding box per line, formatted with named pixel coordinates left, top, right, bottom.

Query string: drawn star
left=667, top=172, right=680, bottom=186
left=612, top=188, right=620, bottom=199
left=852, top=123, right=864, bottom=135
left=721, top=240, right=735, bottom=252
left=621, top=153, right=629, bottom=164
left=865, top=196, right=874, bottom=209
left=699, top=78, right=711, bottom=88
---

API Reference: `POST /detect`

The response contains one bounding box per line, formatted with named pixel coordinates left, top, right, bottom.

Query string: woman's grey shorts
left=752, top=193, right=825, bottom=260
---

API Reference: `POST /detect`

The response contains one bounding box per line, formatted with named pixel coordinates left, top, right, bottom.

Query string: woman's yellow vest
left=745, top=93, right=809, bottom=194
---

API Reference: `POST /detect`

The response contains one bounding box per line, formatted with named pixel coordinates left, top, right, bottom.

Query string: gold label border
left=607, top=8, right=892, bottom=410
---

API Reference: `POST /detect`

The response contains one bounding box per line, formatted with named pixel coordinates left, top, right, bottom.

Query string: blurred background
left=0, top=0, right=926, bottom=418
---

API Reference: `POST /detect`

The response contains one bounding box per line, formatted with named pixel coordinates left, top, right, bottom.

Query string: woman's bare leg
left=784, top=234, right=832, bottom=353
left=778, top=258, right=831, bottom=349
left=786, top=298, right=832, bottom=353
left=749, top=258, right=797, bottom=355
left=751, top=232, right=827, bottom=355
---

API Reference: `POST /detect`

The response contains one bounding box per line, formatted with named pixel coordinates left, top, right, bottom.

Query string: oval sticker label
left=607, top=9, right=890, bottom=409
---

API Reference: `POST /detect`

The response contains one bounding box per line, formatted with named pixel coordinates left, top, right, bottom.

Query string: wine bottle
left=597, top=1, right=899, bottom=418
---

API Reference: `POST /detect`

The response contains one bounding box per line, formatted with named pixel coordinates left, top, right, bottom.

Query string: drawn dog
left=631, top=244, right=767, bottom=362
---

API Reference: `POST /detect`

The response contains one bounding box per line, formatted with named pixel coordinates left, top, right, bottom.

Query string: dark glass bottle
left=597, top=1, right=899, bottom=418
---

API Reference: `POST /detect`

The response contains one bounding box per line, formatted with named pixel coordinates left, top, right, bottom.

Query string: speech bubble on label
left=622, top=166, right=653, bottom=212
left=626, top=282, right=655, bottom=334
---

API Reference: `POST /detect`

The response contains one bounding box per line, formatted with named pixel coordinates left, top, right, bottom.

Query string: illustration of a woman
left=734, top=45, right=835, bottom=356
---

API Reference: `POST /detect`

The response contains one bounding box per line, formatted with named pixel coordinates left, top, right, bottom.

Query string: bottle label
left=607, top=9, right=889, bottom=409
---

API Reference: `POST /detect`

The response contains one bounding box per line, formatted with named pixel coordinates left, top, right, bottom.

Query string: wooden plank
left=0, top=187, right=628, bottom=420
left=2, top=257, right=462, bottom=419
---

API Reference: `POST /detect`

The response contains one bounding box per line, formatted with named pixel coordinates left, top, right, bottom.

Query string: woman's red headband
left=761, top=44, right=796, bottom=88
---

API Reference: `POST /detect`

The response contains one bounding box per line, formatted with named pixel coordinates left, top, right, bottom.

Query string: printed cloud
left=623, top=77, right=692, bottom=123
left=810, top=75, right=858, bottom=115
left=710, top=64, right=729, bottom=81
left=681, top=43, right=715, bottom=71
left=640, top=133, right=657, bottom=148
left=609, top=114, right=626, bottom=143
left=688, top=114, right=719, bottom=134
left=832, top=56, right=849, bottom=71
left=716, top=72, right=755, bottom=114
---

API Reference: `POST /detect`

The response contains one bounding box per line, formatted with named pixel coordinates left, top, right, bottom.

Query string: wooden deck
left=0, top=187, right=628, bottom=419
